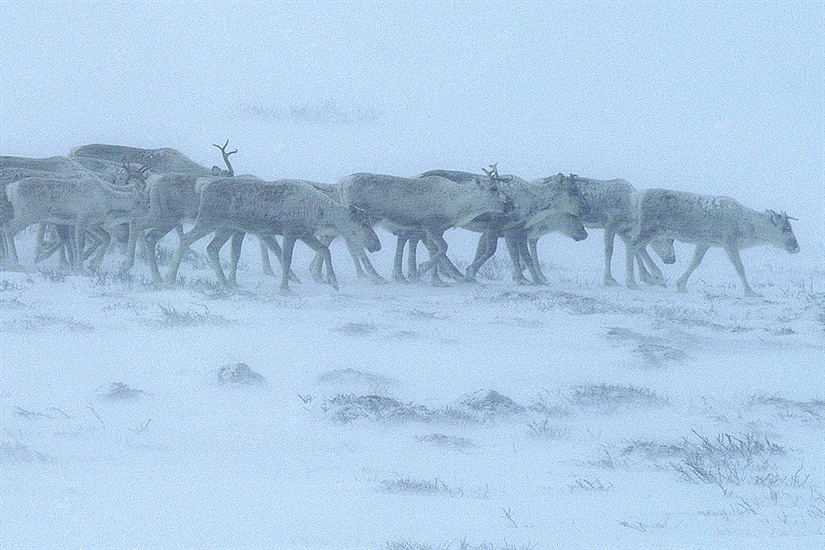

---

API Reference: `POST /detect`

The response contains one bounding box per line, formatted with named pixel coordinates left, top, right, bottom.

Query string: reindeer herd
left=0, top=143, right=800, bottom=297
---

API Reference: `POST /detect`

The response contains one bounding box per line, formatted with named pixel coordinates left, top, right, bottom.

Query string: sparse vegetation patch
left=99, top=382, right=146, bottom=401
left=3, top=314, right=93, bottom=332
left=569, top=477, right=613, bottom=492
left=316, top=368, right=396, bottom=395
left=415, top=433, right=476, bottom=450
left=321, top=394, right=478, bottom=424
left=317, top=390, right=544, bottom=425
left=605, top=327, right=687, bottom=366
left=334, top=322, right=377, bottom=335
left=217, top=363, right=266, bottom=386
left=461, top=390, right=524, bottom=415
left=566, top=384, right=668, bottom=410
left=750, top=395, right=825, bottom=421
left=0, top=441, right=47, bottom=464
left=381, top=476, right=462, bottom=497
left=619, top=431, right=787, bottom=492
left=156, top=304, right=231, bottom=327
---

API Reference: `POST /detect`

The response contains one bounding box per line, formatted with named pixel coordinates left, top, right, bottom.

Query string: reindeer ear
left=765, top=209, right=782, bottom=225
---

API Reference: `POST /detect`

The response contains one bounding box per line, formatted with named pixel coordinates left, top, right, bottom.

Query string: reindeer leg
left=467, top=231, right=497, bottom=281
left=259, top=239, right=275, bottom=276
left=529, top=238, right=549, bottom=284
left=723, top=243, right=759, bottom=297
left=505, top=235, right=531, bottom=285
left=408, top=233, right=422, bottom=282
left=259, top=234, right=300, bottom=282
left=420, top=230, right=448, bottom=286
left=87, top=228, right=111, bottom=271
left=392, top=233, right=409, bottom=283
left=227, top=231, right=245, bottom=286
left=355, top=246, right=386, bottom=284
left=3, top=220, right=24, bottom=270
left=676, top=244, right=709, bottom=293
left=143, top=226, right=171, bottom=284
left=165, top=224, right=212, bottom=286
left=279, top=235, right=297, bottom=295
left=518, top=234, right=544, bottom=285
left=120, top=220, right=142, bottom=273
left=205, top=229, right=234, bottom=287
left=438, top=253, right=467, bottom=282
left=637, top=246, right=665, bottom=286
left=310, top=235, right=334, bottom=283
left=302, top=235, right=338, bottom=290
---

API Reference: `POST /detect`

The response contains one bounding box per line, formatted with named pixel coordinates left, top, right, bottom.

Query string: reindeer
left=4, top=168, right=149, bottom=271
left=164, top=177, right=381, bottom=293
left=507, top=211, right=589, bottom=284
left=70, top=143, right=214, bottom=176
left=339, top=171, right=512, bottom=285
left=1, top=156, right=142, bottom=268
left=450, top=167, right=588, bottom=285
left=630, top=189, right=799, bottom=296
left=551, top=175, right=677, bottom=289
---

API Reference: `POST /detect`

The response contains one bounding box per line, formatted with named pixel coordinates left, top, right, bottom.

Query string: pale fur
left=339, top=172, right=511, bottom=285
left=165, top=177, right=381, bottom=293
left=630, top=189, right=800, bottom=296
left=561, top=175, right=676, bottom=289
left=1, top=155, right=140, bottom=268
left=432, top=172, right=587, bottom=285
left=5, top=173, right=148, bottom=270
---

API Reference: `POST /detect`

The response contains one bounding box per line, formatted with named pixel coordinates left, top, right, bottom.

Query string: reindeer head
left=121, top=157, right=150, bottom=191
left=346, top=205, right=381, bottom=253
left=766, top=210, right=800, bottom=253
left=480, top=163, right=515, bottom=212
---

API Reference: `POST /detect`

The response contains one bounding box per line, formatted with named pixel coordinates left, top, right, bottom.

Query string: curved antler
left=482, top=163, right=513, bottom=183
left=121, top=155, right=149, bottom=185
left=212, top=139, right=238, bottom=177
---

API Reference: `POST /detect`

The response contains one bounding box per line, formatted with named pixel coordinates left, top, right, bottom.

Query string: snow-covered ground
left=1, top=229, right=823, bottom=549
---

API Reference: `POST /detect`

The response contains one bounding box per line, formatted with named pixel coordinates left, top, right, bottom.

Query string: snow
left=1, top=1, right=823, bottom=548
left=1, top=231, right=823, bottom=549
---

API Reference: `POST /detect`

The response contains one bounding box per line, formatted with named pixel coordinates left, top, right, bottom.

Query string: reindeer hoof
left=604, top=278, right=620, bottom=287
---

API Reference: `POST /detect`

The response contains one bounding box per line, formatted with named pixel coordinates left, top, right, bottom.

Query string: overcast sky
left=1, top=1, right=822, bottom=245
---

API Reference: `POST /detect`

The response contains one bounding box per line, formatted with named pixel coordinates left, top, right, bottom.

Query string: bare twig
left=86, top=404, right=105, bottom=429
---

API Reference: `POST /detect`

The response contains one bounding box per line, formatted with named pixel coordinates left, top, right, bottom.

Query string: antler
left=121, top=155, right=149, bottom=184
left=482, top=163, right=513, bottom=183
left=212, top=139, right=237, bottom=177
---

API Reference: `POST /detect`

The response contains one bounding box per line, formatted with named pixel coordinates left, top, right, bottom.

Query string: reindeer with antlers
left=414, top=165, right=588, bottom=285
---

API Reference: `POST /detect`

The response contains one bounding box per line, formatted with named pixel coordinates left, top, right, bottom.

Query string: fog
left=1, top=1, right=822, bottom=244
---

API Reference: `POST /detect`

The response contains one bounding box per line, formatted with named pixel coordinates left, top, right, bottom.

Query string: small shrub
left=0, top=279, right=22, bottom=292
left=751, top=395, right=825, bottom=420
left=0, top=442, right=47, bottom=464
left=217, top=363, right=267, bottom=386
left=415, top=433, right=476, bottom=450
left=100, top=382, right=146, bottom=401
left=321, top=394, right=478, bottom=425
left=567, top=384, right=668, bottom=409
left=183, top=277, right=234, bottom=298
left=381, top=476, right=461, bottom=497
left=37, top=268, right=68, bottom=283
left=461, top=390, right=524, bottom=415
left=527, top=418, right=567, bottom=439
left=334, top=322, right=377, bottom=335
left=158, top=304, right=230, bottom=327
left=569, top=478, right=613, bottom=492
